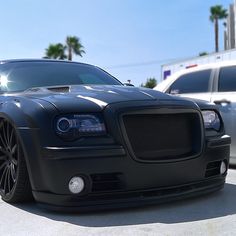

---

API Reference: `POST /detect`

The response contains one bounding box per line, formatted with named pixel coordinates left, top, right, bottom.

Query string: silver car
left=155, top=61, right=236, bottom=164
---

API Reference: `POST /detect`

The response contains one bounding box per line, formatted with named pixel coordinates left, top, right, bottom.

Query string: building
left=225, top=3, right=236, bottom=50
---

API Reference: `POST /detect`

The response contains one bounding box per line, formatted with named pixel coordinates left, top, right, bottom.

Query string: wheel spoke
left=0, top=121, right=3, bottom=129
left=0, top=155, right=6, bottom=161
left=0, top=121, right=8, bottom=150
left=11, top=157, right=18, bottom=166
left=6, top=122, right=10, bottom=147
left=0, top=133, right=7, bottom=151
left=3, top=167, right=9, bottom=193
left=7, top=167, right=11, bottom=193
left=10, top=164, right=16, bottom=182
left=0, top=147, right=8, bottom=156
left=11, top=144, right=17, bottom=155
left=2, top=122, right=8, bottom=147
left=0, top=160, right=7, bottom=172
left=9, top=129, right=14, bottom=149
left=0, top=166, right=8, bottom=188
left=11, top=144, right=18, bottom=166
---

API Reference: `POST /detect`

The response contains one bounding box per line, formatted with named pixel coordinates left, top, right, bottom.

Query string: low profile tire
left=0, top=119, right=32, bottom=203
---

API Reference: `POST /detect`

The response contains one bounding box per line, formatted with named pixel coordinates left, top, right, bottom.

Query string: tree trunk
left=224, top=29, right=228, bottom=50
left=68, top=47, right=72, bottom=61
left=215, top=18, right=219, bottom=52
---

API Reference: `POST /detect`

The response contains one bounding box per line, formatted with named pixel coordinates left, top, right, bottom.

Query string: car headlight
left=201, top=110, right=221, bottom=131
left=55, top=114, right=106, bottom=140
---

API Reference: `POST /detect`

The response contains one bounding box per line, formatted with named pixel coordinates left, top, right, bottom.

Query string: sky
left=0, top=0, right=233, bottom=86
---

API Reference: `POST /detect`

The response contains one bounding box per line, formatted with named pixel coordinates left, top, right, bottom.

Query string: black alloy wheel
left=0, top=119, right=32, bottom=203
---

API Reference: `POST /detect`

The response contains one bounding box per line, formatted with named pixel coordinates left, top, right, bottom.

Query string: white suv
left=155, top=61, right=236, bottom=164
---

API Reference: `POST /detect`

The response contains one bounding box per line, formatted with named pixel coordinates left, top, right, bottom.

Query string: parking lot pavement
left=1, top=170, right=236, bottom=236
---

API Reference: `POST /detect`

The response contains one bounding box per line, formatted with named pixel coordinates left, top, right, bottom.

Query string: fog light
left=220, top=161, right=227, bottom=175
left=69, top=176, right=85, bottom=194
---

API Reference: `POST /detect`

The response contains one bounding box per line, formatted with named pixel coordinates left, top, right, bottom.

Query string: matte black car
left=0, top=60, right=231, bottom=211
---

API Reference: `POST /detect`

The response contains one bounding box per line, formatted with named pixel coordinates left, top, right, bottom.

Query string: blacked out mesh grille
left=123, top=112, right=202, bottom=161
left=91, top=173, right=125, bottom=192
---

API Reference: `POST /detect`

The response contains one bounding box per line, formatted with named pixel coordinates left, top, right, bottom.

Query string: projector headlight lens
left=201, top=110, right=221, bottom=131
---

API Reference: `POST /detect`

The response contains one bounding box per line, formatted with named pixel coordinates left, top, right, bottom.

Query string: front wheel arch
left=0, top=118, right=33, bottom=202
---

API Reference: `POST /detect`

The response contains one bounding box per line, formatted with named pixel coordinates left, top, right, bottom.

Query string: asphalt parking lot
left=1, top=169, right=236, bottom=236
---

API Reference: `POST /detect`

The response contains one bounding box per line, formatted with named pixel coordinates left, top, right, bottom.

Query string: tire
left=0, top=119, right=32, bottom=203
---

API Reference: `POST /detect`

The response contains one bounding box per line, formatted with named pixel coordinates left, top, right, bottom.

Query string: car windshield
left=0, top=61, right=122, bottom=92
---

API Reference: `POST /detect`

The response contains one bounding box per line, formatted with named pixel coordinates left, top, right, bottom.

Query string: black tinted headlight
left=55, top=114, right=106, bottom=141
left=201, top=110, right=221, bottom=131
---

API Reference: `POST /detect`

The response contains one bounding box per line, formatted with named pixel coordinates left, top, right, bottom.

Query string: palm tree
left=223, top=21, right=228, bottom=50
left=210, top=5, right=228, bottom=52
left=66, top=36, right=85, bottom=61
left=45, top=43, right=67, bottom=60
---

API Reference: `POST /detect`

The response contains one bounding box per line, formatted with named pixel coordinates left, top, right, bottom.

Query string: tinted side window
left=219, top=66, right=236, bottom=92
left=169, top=69, right=211, bottom=94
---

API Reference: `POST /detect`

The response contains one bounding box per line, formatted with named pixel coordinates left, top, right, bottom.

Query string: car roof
left=154, top=60, right=236, bottom=92
left=0, top=59, right=93, bottom=67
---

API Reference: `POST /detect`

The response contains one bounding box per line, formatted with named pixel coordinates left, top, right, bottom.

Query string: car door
left=211, top=66, right=236, bottom=162
left=166, top=69, right=213, bottom=102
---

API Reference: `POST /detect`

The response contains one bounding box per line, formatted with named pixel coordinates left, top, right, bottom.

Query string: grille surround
left=120, top=108, right=204, bottom=163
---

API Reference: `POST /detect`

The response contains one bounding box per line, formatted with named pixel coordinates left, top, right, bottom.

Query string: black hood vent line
left=47, top=86, right=70, bottom=93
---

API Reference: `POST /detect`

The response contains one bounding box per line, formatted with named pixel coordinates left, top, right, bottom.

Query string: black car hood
left=22, top=85, right=174, bottom=112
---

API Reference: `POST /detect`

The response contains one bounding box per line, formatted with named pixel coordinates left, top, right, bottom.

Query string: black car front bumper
left=28, top=133, right=230, bottom=211
left=35, top=176, right=225, bottom=212
left=18, top=100, right=231, bottom=211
